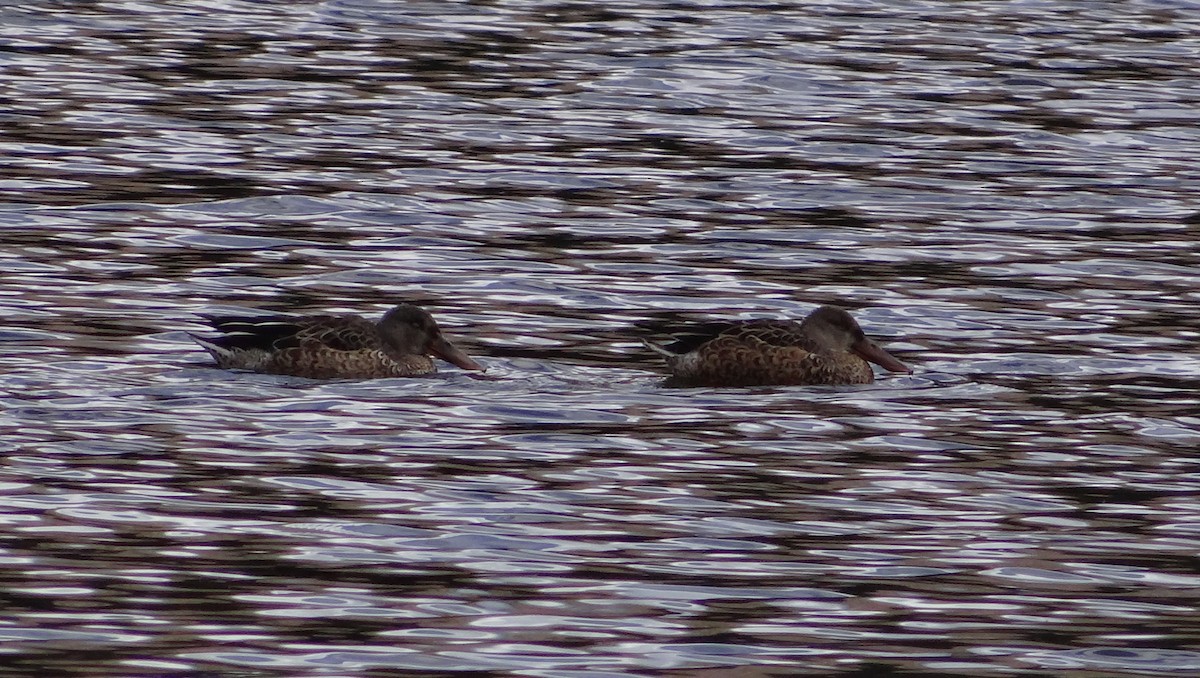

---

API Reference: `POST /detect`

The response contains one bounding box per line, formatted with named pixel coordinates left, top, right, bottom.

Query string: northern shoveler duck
left=190, top=304, right=483, bottom=379
left=645, top=305, right=910, bottom=387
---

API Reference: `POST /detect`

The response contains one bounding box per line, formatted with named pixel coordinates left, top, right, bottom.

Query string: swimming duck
left=645, top=305, right=910, bottom=387
left=190, top=304, right=483, bottom=379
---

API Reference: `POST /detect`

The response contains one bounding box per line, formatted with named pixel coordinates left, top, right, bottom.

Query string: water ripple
left=2, top=0, right=1200, bottom=675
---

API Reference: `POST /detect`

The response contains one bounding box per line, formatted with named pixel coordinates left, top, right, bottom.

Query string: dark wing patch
left=202, top=314, right=380, bottom=353
left=298, top=317, right=381, bottom=352
left=723, top=320, right=814, bottom=349
left=661, top=321, right=742, bottom=354
left=664, top=319, right=807, bottom=353
left=202, top=315, right=307, bottom=352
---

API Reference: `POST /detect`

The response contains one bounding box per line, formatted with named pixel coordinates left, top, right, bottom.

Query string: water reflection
left=3, top=0, right=1200, bottom=675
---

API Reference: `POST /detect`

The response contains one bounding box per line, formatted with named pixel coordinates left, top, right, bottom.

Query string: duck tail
left=188, top=332, right=235, bottom=363
left=641, top=338, right=677, bottom=359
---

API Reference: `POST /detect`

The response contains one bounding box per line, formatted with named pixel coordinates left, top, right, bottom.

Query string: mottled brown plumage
left=190, top=304, right=482, bottom=379
left=645, top=305, right=909, bottom=387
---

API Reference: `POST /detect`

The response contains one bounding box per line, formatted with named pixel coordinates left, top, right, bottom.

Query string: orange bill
left=431, top=336, right=484, bottom=371
left=852, top=338, right=910, bottom=373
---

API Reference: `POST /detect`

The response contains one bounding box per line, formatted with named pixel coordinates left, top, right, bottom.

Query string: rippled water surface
left=3, top=0, right=1200, bottom=675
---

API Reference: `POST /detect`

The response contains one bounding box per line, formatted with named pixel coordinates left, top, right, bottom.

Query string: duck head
left=800, top=305, right=910, bottom=374
left=380, top=305, right=484, bottom=371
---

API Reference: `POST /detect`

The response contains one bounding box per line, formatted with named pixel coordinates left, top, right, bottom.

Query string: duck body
left=190, top=304, right=482, bottom=379
left=646, top=306, right=909, bottom=387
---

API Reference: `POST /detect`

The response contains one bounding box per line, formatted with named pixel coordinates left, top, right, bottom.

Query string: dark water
left=3, top=0, right=1200, bottom=676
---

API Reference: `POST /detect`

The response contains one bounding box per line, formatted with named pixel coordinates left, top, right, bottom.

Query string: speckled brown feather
left=256, top=342, right=436, bottom=380
left=662, top=333, right=874, bottom=387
